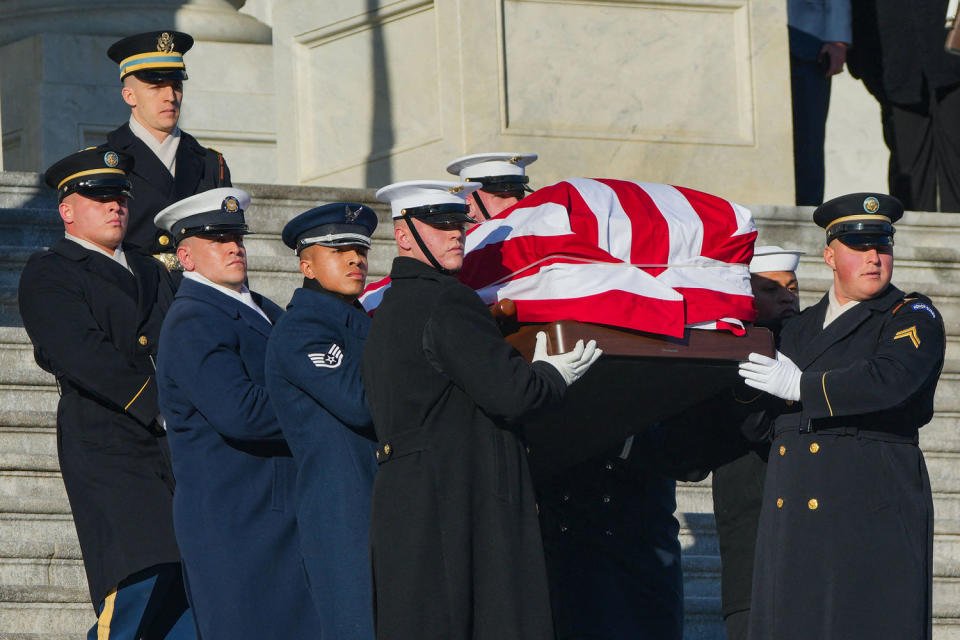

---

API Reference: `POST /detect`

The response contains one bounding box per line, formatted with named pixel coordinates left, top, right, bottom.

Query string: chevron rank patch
left=911, top=302, right=936, bottom=319
left=308, top=344, right=343, bottom=369
left=894, top=326, right=921, bottom=349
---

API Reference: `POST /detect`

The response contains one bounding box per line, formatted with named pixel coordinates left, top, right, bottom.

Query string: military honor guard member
left=264, top=204, right=380, bottom=639
left=154, top=188, right=319, bottom=639
left=446, top=152, right=537, bottom=222
left=106, top=31, right=231, bottom=258
left=739, top=194, right=945, bottom=639
left=712, top=245, right=803, bottom=640
left=363, top=180, right=602, bottom=640
left=18, top=148, right=193, bottom=639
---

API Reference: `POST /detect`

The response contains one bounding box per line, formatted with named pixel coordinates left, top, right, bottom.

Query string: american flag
left=360, top=179, right=757, bottom=338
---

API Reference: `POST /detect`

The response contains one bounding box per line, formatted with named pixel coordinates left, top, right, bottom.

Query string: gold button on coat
left=779, top=445, right=786, bottom=456
left=384, top=444, right=392, bottom=455
left=776, top=498, right=784, bottom=508
left=808, top=498, right=819, bottom=510
left=158, top=235, right=170, bottom=246
left=809, top=442, right=820, bottom=453
left=138, top=335, right=148, bottom=346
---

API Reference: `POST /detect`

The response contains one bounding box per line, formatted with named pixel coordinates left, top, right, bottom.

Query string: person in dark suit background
left=847, top=0, right=960, bottom=211
left=154, top=188, right=320, bottom=639
left=265, top=204, right=380, bottom=639
left=788, top=0, right=851, bottom=205
left=740, top=193, right=945, bottom=639
left=105, top=30, right=231, bottom=259
left=18, top=148, right=193, bottom=639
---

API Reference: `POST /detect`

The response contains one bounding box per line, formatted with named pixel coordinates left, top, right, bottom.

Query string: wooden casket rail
left=492, top=300, right=775, bottom=485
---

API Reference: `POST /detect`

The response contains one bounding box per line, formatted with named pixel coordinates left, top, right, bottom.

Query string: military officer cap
left=445, top=152, right=538, bottom=193
left=154, top=187, right=250, bottom=244
left=750, top=246, right=805, bottom=274
left=282, top=203, right=379, bottom=254
left=107, top=30, right=194, bottom=82
left=44, top=147, right=133, bottom=203
left=813, top=193, right=903, bottom=247
left=376, top=180, right=480, bottom=225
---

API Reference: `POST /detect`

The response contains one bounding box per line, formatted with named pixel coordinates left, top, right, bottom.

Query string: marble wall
left=271, top=0, right=797, bottom=204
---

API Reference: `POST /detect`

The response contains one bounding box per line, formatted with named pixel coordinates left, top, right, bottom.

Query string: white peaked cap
left=154, top=187, right=251, bottom=232
left=376, top=180, right=482, bottom=219
left=750, top=245, right=805, bottom=273
left=445, top=153, right=538, bottom=180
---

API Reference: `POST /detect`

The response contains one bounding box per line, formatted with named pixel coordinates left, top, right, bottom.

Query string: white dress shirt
left=822, top=284, right=860, bottom=328
left=183, top=271, right=272, bottom=324
left=64, top=233, right=132, bottom=274
left=129, top=115, right=181, bottom=177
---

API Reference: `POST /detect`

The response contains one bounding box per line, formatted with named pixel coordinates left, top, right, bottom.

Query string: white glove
left=738, top=351, right=802, bottom=402
left=532, top=331, right=603, bottom=386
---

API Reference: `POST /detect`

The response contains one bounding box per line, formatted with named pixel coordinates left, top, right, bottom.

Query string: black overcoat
left=362, top=257, right=566, bottom=640
left=17, top=239, right=180, bottom=606
left=749, top=285, right=944, bottom=640
left=107, top=123, right=230, bottom=254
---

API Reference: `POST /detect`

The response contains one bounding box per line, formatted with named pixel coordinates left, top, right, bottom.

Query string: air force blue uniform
left=264, top=202, right=380, bottom=638
left=266, top=287, right=378, bottom=638
left=154, top=189, right=320, bottom=639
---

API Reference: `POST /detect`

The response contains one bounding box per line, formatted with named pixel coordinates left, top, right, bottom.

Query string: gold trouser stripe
left=98, top=587, right=118, bottom=640
left=125, top=377, right=151, bottom=411
left=821, top=372, right=834, bottom=417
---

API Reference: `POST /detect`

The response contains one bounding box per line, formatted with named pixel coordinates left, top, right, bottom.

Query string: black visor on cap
left=404, top=203, right=475, bottom=225
left=467, top=175, right=529, bottom=194
left=827, top=220, right=894, bottom=245
left=61, top=176, right=133, bottom=203
left=131, top=69, right=187, bottom=83
left=837, top=233, right=894, bottom=248
left=174, top=210, right=249, bottom=242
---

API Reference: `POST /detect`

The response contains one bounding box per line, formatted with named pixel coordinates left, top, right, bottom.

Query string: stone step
left=0, top=585, right=93, bottom=635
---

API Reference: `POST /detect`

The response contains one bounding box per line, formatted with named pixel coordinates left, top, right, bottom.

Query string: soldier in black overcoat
left=739, top=193, right=945, bottom=640
left=17, top=148, right=193, bottom=639
left=105, top=31, right=230, bottom=256
left=362, top=180, right=602, bottom=640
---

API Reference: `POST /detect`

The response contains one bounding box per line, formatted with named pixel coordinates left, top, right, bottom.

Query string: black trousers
left=790, top=54, right=832, bottom=206
left=882, top=82, right=960, bottom=212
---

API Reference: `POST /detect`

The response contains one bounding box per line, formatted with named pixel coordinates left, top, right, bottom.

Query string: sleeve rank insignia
left=308, top=344, right=344, bottom=368
left=894, top=326, right=921, bottom=349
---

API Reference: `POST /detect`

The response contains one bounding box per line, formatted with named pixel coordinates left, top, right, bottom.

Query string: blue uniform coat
left=156, top=278, right=319, bottom=639
left=265, top=286, right=378, bottom=639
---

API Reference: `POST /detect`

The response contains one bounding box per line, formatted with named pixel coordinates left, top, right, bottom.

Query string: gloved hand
left=532, top=331, right=603, bottom=386
left=738, top=351, right=802, bottom=402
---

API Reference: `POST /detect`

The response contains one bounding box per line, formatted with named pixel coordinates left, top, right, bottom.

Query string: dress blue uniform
left=741, top=194, right=945, bottom=640
left=265, top=204, right=379, bottom=639
left=154, top=188, right=320, bottom=639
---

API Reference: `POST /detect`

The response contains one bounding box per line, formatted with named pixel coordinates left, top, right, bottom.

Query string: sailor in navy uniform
left=446, top=152, right=537, bottom=222
left=154, top=188, right=320, bottom=639
left=106, top=31, right=230, bottom=260
left=18, top=148, right=193, bottom=639
left=265, top=203, right=380, bottom=639
left=740, top=193, right=945, bottom=640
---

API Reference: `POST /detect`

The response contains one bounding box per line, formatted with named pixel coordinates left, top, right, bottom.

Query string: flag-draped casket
left=361, top=179, right=773, bottom=481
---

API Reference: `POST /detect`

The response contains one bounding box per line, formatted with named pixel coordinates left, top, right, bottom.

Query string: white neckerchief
left=64, top=233, right=132, bottom=274
left=183, top=270, right=271, bottom=324
left=129, top=115, right=181, bottom=177
left=822, top=284, right=860, bottom=328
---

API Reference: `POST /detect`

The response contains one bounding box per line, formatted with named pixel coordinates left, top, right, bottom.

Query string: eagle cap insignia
left=863, top=196, right=880, bottom=213
left=103, top=151, right=119, bottom=168
left=221, top=196, right=241, bottom=213
left=344, top=206, right=360, bottom=223
left=449, top=185, right=463, bottom=194
left=510, top=156, right=522, bottom=164
left=157, top=32, right=175, bottom=53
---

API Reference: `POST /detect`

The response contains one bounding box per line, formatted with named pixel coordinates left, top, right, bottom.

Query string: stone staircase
left=2, top=170, right=959, bottom=637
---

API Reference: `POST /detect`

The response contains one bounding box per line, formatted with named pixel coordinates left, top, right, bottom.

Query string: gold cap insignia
left=221, top=196, right=241, bottom=213
left=157, top=32, right=175, bottom=54
left=863, top=196, right=880, bottom=213
left=510, top=156, right=522, bottom=163
left=449, top=185, right=463, bottom=194
left=103, top=151, right=119, bottom=168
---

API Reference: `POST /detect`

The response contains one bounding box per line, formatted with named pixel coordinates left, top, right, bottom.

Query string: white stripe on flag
left=465, top=202, right=573, bottom=253
left=730, top=202, right=757, bottom=237
left=566, top=178, right=633, bottom=262
left=475, top=262, right=683, bottom=305
left=656, top=259, right=752, bottom=297
left=637, top=183, right=704, bottom=264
